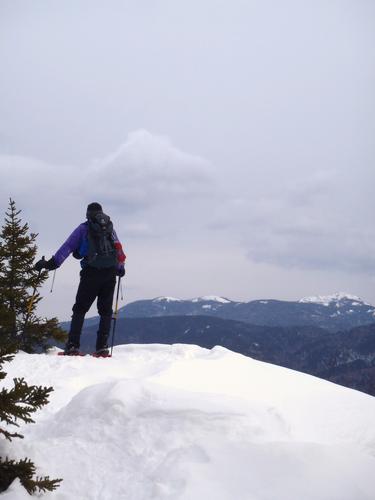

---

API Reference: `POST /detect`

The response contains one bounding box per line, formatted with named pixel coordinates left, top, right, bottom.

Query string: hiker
left=34, top=202, right=126, bottom=355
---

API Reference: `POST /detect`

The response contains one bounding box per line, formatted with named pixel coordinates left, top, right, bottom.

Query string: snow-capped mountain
left=191, top=295, right=232, bottom=304
left=154, top=296, right=232, bottom=304
left=121, top=295, right=235, bottom=316
left=153, top=296, right=182, bottom=303
left=62, top=292, right=375, bottom=338
left=299, top=292, right=371, bottom=307
left=2, top=345, right=375, bottom=500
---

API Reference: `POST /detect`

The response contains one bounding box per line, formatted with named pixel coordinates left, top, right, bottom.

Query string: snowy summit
left=153, top=297, right=182, bottom=303
left=191, top=296, right=232, bottom=304
left=299, top=292, right=367, bottom=306
left=2, top=344, right=375, bottom=500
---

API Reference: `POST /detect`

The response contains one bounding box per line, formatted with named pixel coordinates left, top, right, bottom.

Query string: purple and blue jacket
left=53, top=222, right=126, bottom=270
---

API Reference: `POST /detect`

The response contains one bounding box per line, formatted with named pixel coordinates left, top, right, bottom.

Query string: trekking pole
left=50, top=269, right=57, bottom=293
left=110, top=276, right=122, bottom=357
left=22, top=267, right=42, bottom=346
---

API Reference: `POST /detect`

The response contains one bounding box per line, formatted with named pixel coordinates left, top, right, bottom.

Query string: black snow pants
left=68, top=266, right=117, bottom=350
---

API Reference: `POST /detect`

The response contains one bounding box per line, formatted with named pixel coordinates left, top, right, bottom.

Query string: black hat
left=86, top=202, right=103, bottom=219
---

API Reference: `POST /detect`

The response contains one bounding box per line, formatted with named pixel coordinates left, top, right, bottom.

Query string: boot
left=63, top=342, right=82, bottom=355
left=93, top=347, right=110, bottom=357
left=96, top=315, right=112, bottom=352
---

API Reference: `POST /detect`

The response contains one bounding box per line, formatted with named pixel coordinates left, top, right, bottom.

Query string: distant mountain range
left=64, top=292, right=375, bottom=333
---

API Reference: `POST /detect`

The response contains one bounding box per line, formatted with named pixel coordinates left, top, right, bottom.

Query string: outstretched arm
left=35, top=224, right=86, bottom=271
left=53, top=224, right=86, bottom=267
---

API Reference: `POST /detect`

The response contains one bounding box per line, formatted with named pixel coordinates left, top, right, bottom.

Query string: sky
left=1, top=0, right=374, bottom=321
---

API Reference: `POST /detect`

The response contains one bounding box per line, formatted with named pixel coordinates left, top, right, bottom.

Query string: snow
left=299, top=292, right=368, bottom=306
left=191, top=296, right=231, bottom=303
left=1, top=344, right=375, bottom=500
left=0, top=480, right=29, bottom=500
left=153, top=297, right=182, bottom=303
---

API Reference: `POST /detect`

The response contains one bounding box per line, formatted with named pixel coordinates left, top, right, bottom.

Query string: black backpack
left=86, top=212, right=117, bottom=269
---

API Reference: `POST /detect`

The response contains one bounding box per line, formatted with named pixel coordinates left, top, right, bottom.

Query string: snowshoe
left=59, top=344, right=85, bottom=356
left=58, top=351, right=85, bottom=356
left=92, top=348, right=111, bottom=358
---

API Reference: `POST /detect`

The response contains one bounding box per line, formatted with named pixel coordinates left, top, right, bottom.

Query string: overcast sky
left=1, top=0, right=374, bottom=321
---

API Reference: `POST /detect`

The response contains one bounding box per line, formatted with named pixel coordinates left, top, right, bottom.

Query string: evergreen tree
left=0, top=340, right=62, bottom=493
left=0, top=199, right=66, bottom=352
left=0, top=200, right=63, bottom=493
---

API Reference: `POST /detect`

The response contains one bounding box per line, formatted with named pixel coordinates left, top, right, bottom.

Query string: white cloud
left=1, top=148, right=373, bottom=276
left=0, top=130, right=215, bottom=242
left=86, top=130, right=213, bottom=209
left=209, top=170, right=375, bottom=274
left=0, top=129, right=213, bottom=207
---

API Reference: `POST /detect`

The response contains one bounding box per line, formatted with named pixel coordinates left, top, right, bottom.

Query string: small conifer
left=0, top=199, right=66, bottom=352
left=0, top=199, right=64, bottom=493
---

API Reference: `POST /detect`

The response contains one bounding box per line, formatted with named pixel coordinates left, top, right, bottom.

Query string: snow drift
left=1, top=344, right=375, bottom=500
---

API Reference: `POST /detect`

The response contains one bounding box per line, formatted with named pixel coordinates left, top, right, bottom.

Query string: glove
left=44, top=257, right=58, bottom=270
left=117, top=266, right=125, bottom=278
left=34, top=257, right=47, bottom=271
left=34, top=256, right=58, bottom=272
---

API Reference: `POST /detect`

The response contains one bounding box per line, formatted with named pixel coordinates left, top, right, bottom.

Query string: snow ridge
left=299, top=292, right=369, bottom=306
left=152, top=296, right=232, bottom=304
left=191, top=296, right=232, bottom=303
left=2, top=345, right=375, bottom=500
left=153, top=296, right=182, bottom=303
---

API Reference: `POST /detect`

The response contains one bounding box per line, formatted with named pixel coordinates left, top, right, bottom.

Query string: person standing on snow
left=34, top=202, right=126, bottom=356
